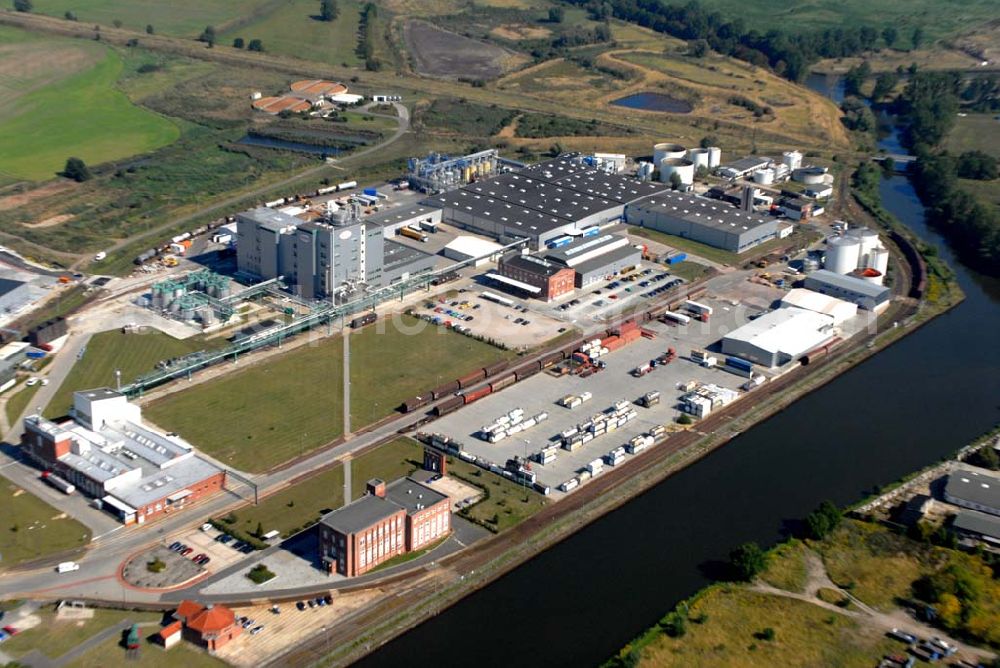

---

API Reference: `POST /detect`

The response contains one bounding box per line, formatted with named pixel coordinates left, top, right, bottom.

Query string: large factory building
left=236, top=207, right=434, bottom=300
left=422, top=155, right=668, bottom=249
left=803, top=269, right=890, bottom=310
left=721, top=306, right=836, bottom=367
left=541, top=233, right=642, bottom=287
left=625, top=191, right=783, bottom=253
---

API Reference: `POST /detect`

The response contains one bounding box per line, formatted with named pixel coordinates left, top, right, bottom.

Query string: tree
left=247, top=39, right=264, bottom=52
left=255, top=521, right=264, bottom=538
left=660, top=611, right=686, bottom=637
left=729, top=542, right=767, bottom=581
left=804, top=500, right=842, bottom=539
left=548, top=6, right=564, bottom=23
left=689, top=39, right=709, bottom=58
left=968, top=446, right=1000, bottom=470
left=146, top=24, right=154, bottom=34
left=62, top=157, right=92, bottom=182
left=700, top=135, right=717, bottom=149
left=13, top=0, right=32, bottom=12
left=669, top=171, right=683, bottom=190
left=677, top=413, right=693, bottom=425
left=113, top=19, right=122, bottom=28
left=320, top=0, right=339, bottom=21
left=911, top=27, right=925, bottom=50
left=872, top=71, right=900, bottom=101
left=754, top=627, right=776, bottom=641
left=882, top=26, right=898, bottom=48
left=882, top=157, right=896, bottom=175
left=956, top=151, right=998, bottom=181
left=64, top=10, right=77, bottom=20
left=199, top=26, right=216, bottom=46
left=233, top=37, right=245, bottom=49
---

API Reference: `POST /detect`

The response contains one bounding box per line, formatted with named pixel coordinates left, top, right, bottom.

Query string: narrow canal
left=355, top=77, right=1000, bottom=668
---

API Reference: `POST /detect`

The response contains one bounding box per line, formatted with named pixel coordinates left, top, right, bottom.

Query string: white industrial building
left=365, top=205, right=442, bottom=238
left=803, top=269, right=891, bottom=310
left=721, top=306, right=836, bottom=367
left=780, top=288, right=858, bottom=325
left=824, top=227, right=889, bottom=278
left=442, top=236, right=504, bottom=268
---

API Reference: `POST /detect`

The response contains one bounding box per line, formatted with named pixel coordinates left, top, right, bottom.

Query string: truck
left=665, top=252, right=687, bottom=265
left=56, top=561, right=80, bottom=573
left=399, top=227, right=428, bottom=243
left=41, top=471, right=75, bottom=495
left=418, top=219, right=439, bottom=233
left=662, top=311, right=690, bottom=325
left=632, top=363, right=652, bottom=377
left=638, top=391, right=661, bottom=408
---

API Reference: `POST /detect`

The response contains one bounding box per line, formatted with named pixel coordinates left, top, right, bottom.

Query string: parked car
left=181, top=547, right=194, bottom=556
left=200, top=523, right=213, bottom=532
left=251, top=626, right=264, bottom=635
left=169, top=541, right=182, bottom=551
left=2, top=626, right=19, bottom=636
left=315, top=597, right=326, bottom=607
left=25, top=378, right=38, bottom=387
left=296, top=601, right=306, bottom=611
left=240, top=544, right=254, bottom=554
left=323, top=595, right=333, bottom=605
left=192, top=552, right=207, bottom=562
left=307, top=600, right=315, bottom=608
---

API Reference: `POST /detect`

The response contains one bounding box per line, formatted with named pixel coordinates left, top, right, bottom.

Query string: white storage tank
left=793, top=166, right=827, bottom=184
left=825, top=235, right=861, bottom=274
left=752, top=168, right=775, bottom=185
left=782, top=150, right=803, bottom=171
left=867, top=246, right=889, bottom=275
left=687, top=148, right=711, bottom=171
left=707, top=146, right=722, bottom=168
left=850, top=227, right=882, bottom=265
left=659, top=158, right=695, bottom=185
left=653, top=142, right=686, bottom=167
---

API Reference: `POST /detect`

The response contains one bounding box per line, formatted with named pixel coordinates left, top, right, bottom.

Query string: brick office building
left=319, top=477, right=451, bottom=577
left=494, top=253, right=576, bottom=302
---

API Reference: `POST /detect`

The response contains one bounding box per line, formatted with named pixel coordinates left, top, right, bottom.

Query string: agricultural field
left=945, top=114, right=1000, bottom=159
left=30, top=0, right=274, bottom=37
left=0, top=26, right=179, bottom=183
left=347, top=315, right=515, bottom=424
left=218, top=0, right=366, bottom=67
left=46, top=329, right=219, bottom=418
left=695, top=0, right=1000, bottom=43
left=403, top=20, right=528, bottom=80
left=0, top=481, right=91, bottom=570
left=144, top=335, right=345, bottom=473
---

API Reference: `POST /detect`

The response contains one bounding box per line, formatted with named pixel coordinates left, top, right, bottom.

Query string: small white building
left=443, top=236, right=504, bottom=268
left=780, top=288, right=858, bottom=326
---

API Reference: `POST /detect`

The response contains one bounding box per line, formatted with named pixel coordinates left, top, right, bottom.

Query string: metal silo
left=868, top=246, right=889, bottom=275
left=707, top=146, right=721, bottom=168
left=653, top=143, right=686, bottom=167
left=782, top=150, right=803, bottom=171
left=825, top=235, right=861, bottom=274
left=659, top=158, right=695, bottom=185
left=752, top=168, right=775, bottom=185
left=687, top=148, right=711, bottom=171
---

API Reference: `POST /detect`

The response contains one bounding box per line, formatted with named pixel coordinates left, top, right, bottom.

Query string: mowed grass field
left=0, top=26, right=179, bottom=182
left=0, top=481, right=91, bottom=570
left=946, top=114, right=1000, bottom=158
left=1, top=608, right=164, bottom=662
left=219, top=0, right=365, bottom=67
left=31, top=0, right=274, bottom=36
left=46, top=330, right=218, bottom=418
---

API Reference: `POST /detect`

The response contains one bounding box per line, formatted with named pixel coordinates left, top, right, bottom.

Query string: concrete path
left=343, top=457, right=352, bottom=506
left=342, top=326, right=351, bottom=437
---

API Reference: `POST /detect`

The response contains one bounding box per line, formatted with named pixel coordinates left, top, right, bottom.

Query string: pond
left=610, top=92, right=692, bottom=113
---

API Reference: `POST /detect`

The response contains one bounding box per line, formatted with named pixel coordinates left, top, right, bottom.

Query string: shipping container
left=725, top=356, right=754, bottom=372
left=665, top=252, right=688, bottom=265
left=463, top=386, right=492, bottom=404
left=457, top=369, right=487, bottom=388
left=336, top=180, right=358, bottom=191
left=349, top=312, right=377, bottom=329
left=559, top=478, right=579, bottom=492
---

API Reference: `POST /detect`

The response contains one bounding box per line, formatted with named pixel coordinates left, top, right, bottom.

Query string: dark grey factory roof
left=945, top=468, right=1000, bottom=512
left=500, top=252, right=568, bottom=278
left=552, top=170, right=668, bottom=204
left=319, top=495, right=402, bottom=535
left=721, top=156, right=773, bottom=173
left=422, top=189, right=569, bottom=236
left=384, top=477, right=449, bottom=514
left=952, top=509, right=1000, bottom=540
left=627, top=191, right=774, bottom=232
left=463, top=172, right=619, bottom=222
left=566, top=243, right=641, bottom=276
left=804, top=270, right=891, bottom=300
left=542, top=233, right=627, bottom=264
left=516, top=155, right=594, bottom=181
left=237, top=207, right=302, bottom=232
left=383, top=239, right=434, bottom=272
left=364, top=204, right=439, bottom=228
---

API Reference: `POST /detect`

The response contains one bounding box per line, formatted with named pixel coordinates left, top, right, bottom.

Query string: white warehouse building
left=780, top=288, right=858, bottom=326
left=442, top=236, right=505, bottom=268
left=721, top=306, right=836, bottom=367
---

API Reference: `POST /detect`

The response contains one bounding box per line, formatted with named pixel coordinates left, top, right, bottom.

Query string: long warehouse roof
left=626, top=191, right=774, bottom=232
left=423, top=189, right=569, bottom=235
left=724, top=306, right=835, bottom=356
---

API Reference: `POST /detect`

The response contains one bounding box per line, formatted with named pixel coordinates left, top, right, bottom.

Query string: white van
left=56, top=561, right=80, bottom=573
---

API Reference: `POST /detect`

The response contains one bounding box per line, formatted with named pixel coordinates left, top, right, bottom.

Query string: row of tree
left=357, top=3, right=381, bottom=71
left=562, top=0, right=921, bottom=81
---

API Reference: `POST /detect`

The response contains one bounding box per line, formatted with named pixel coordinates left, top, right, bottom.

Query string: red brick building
left=173, top=601, right=242, bottom=653
left=495, top=253, right=575, bottom=302
left=319, top=477, right=451, bottom=577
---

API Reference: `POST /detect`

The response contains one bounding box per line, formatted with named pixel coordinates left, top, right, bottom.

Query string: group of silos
left=750, top=150, right=804, bottom=186
left=649, top=143, right=722, bottom=186
left=149, top=271, right=231, bottom=325
left=823, top=227, right=890, bottom=284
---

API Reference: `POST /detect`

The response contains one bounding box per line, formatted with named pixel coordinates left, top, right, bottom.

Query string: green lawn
left=31, top=0, right=275, bottom=37
left=145, top=335, right=345, bottom=473
left=0, top=27, right=179, bottom=182
left=223, top=465, right=345, bottom=539
left=0, top=482, right=91, bottom=570
left=629, top=227, right=739, bottom=266
left=5, top=382, right=41, bottom=427
left=665, top=261, right=713, bottom=282
left=219, top=0, right=365, bottom=67
left=348, top=315, right=513, bottom=424
left=66, top=631, right=227, bottom=668
left=349, top=437, right=422, bottom=500
left=47, top=330, right=216, bottom=418
left=758, top=539, right=809, bottom=593
left=946, top=114, right=1000, bottom=159
left=1, top=607, right=164, bottom=662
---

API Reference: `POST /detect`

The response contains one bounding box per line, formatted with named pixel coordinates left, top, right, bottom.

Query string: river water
left=355, top=77, right=1000, bottom=668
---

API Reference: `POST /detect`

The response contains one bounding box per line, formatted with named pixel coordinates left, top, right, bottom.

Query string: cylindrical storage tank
left=825, top=235, right=861, bottom=274
left=752, top=168, right=775, bottom=185
left=687, top=148, right=711, bottom=171
left=851, top=227, right=881, bottom=264
left=793, top=167, right=826, bottom=184
left=217, top=283, right=231, bottom=299
left=708, top=146, right=721, bottom=168
left=801, top=257, right=820, bottom=273
left=169, top=299, right=181, bottom=314
left=868, top=246, right=889, bottom=275
left=659, top=158, right=695, bottom=185
left=782, top=150, right=803, bottom=171
left=653, top=143, right=686, bottom=167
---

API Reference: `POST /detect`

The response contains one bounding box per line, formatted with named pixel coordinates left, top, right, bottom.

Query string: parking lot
left=430, top=297, right=763, bottom=491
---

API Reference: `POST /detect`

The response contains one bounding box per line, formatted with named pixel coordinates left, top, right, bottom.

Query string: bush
left=729, top=542, right=767, bottom=581
left=62, top=157, right=92, bottom=182
left=677, top=413, right=693, bottom=425
left=147, top=558, right=166, bottom=573
left=754, top=627, right=776, bottom=641
left=246, top=564, right=275, bottom=584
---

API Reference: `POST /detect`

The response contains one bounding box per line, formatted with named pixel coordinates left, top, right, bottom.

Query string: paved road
left=342, top=327, right=351, bottom=436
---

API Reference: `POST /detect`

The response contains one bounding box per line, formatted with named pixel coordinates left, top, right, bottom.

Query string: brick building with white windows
left=318, top=477, right=451, bottom=576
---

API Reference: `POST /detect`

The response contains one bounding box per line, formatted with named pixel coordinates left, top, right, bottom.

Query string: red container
left=463, top=386, right=492, bottom=404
